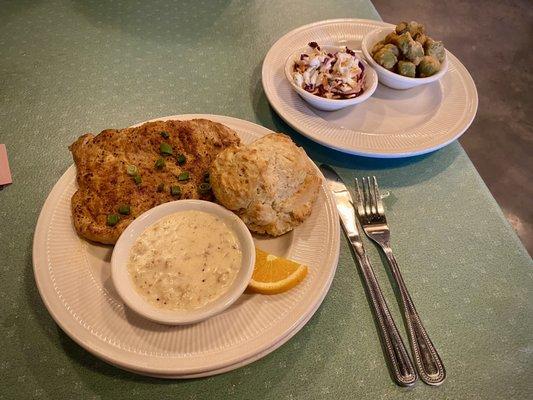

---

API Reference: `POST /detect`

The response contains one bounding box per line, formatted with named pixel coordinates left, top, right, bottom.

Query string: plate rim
left=262, top=18, right=479, bottom=158
left=33, top=114, right=340, bottom=377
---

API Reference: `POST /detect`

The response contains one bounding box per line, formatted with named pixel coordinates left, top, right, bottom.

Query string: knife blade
left=320, top=164, right=417, bottom=387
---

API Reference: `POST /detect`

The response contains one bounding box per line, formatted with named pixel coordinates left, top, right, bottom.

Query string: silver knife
left=320, top=164, right=417, bottom=387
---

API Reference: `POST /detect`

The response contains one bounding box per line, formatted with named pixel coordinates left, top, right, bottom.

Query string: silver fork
left=355, top=176, right=446, bottom=386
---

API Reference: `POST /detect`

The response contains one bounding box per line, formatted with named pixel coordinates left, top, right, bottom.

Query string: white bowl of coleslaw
left=284, top=43, right=378, bottom=111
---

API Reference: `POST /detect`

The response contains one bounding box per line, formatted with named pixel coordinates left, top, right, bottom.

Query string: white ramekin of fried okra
left=361, top=21, right=448, bottom=90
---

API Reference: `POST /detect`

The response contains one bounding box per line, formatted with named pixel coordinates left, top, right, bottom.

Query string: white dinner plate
left=262, top=19, right=478, bottom=157
left=33, top=115, right=340, bottom=378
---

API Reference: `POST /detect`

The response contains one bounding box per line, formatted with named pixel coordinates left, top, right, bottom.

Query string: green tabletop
left=1, top=1, right=532, bottom=399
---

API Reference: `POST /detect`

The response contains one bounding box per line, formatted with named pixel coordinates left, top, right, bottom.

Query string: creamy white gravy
left=127, top=210, right=242, bottom=310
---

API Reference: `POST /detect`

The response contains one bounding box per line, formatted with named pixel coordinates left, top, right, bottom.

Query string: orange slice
left=248, top=248, right=308, bottom=294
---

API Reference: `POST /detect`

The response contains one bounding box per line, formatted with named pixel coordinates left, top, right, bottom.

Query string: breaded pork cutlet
left=69, top=119, right=240, bottom=244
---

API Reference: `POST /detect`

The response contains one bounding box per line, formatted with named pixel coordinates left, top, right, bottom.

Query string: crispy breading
left=69, top=119, right=241, bottom=244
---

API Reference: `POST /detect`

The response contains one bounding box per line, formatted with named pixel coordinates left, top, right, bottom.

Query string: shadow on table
left=249, top=62, right=460, bottom=188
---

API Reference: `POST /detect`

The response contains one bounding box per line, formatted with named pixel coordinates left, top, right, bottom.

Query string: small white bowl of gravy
left=112, top=200, right=255, bottom=325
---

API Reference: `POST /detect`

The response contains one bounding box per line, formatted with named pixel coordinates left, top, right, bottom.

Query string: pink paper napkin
left=0, top=144, right=13, bottom=186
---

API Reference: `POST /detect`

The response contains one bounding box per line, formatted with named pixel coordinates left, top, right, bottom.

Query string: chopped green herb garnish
left=118, top=205, right=131, bottom=215
left=155, top=157, right=165, bottom=170
left=160, top=131, right=169, bottom=139
left=126, top=164, right=138, bottom=176
left=177, top=171, right=190, bottom=181
left=198, top=182, right=212, bottom=194
left=106, top=214, right=120, bottom=226
left=133, top=174, right=142, bottom=185
left=170, top=185, right=181, bottom=197
left=203, top=172, right=210, bottom=183
left=160, top=142, right=173, bottom=155
left=156, top=183, right=165, bottom=192
left=176, top=153, right=186, bottom=165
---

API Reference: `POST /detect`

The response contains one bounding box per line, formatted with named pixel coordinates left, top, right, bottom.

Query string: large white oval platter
left=33, top=114, right=340, bottom=378
left=262, top=19, right=478, bottom=158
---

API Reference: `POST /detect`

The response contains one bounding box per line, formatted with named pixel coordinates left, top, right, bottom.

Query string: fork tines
left=355, top=176, right=384, bottom=220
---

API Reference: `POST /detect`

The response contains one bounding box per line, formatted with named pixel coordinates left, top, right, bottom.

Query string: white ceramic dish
left=284, top=45, right=378, bottom=111
left=361, top=27, right=448, bottom=90
left=111, top=200, right=255, bottom=325
left=262, top=19, right=478, bottom=157
left=32, top=114, right=340, bottom=378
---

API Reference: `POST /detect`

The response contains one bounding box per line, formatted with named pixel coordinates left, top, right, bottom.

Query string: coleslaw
left=292, top=42, right=366, bottom=99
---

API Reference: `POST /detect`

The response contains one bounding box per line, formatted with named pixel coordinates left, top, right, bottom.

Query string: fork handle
left=350, top=240, right=417, bottom=387
left=382, top=248, right=446, bottom=385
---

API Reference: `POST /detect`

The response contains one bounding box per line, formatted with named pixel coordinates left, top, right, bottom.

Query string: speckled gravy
left=127, top=210, right=242, bottom=310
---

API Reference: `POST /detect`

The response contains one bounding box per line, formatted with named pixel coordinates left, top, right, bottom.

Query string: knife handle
left=350, top=240, right=417, bottom=387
